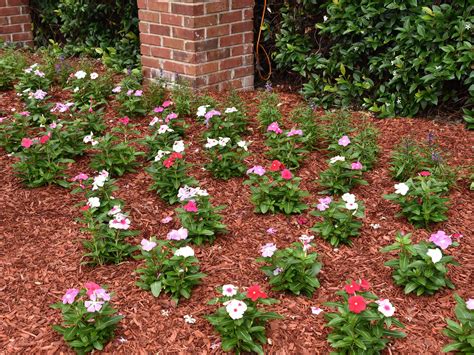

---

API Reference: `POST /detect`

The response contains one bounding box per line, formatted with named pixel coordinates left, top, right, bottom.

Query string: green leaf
left=150, top=281, right=162, bottom=297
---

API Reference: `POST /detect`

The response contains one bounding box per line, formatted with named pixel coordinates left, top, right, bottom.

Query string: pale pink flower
left=287, top=129, right=303, bottom=137
left=85, top=296, right=104, bottom=312
left=266, top=227, right=277, bottom=235
left=109, top=213, right=131, bottom=230
left=141, top=238, right=157, bottom=251
left=62, top=288, right=79, bottom=304
left=112, top=86, right=122, bottom=93
left=246, top=165, right=266, bottom=176
left=167, top=227, right=188, bottom=241
left=134, top=90, right=143, bottom=97
left=261, top=243, right=277, bottom=257
left=317, top=197, right=332, bottom=211
left=338, top=135, right=351, bottom=146
left=376, top=299, right=395, bottom=317
left=466, top=299, right=474, bottom=310
left=429, top=230, right=452, bottom=250
left=161, top=216, right=173, bottom=224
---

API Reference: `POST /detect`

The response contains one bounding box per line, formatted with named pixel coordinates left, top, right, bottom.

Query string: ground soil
left=0, top=85, right=473, bottom=354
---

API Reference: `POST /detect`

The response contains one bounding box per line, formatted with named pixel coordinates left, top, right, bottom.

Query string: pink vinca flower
left=317, top=197, right=332, bottom=211
left=261, top=243, right=277, bottom=257
left=154, top=106, right=164, bottom=113
left=141, top=238, right=157, bottom=251
left=351, top=161, right=363, bottom=170
left=287, top=129, right=303, bottom=137
left=134, top=90, right=143, bottom=97
left=281, top=169, right=292, bottom=180
left=119, top=116, right=130, bottom=125
left=162, top=100, right=172, bottom=108
left=166, top=112, right=178, bottom=122
left=338, top=135, right=351, bottom=146
left=109, top=213, right=131, bottom=230
left=184, top=200, right=198, bottom=212
left=247, top=165, right=266, bottom=176
left=167, top=227, right=189, bottom=241
left=85, top=296, right=104, bottom=312
left=21, top=138, right=33, bottom=148
left=429, top=230, right=452, bottom=250
left=84, top=282, right=101, bottom=297
left=62, top=288, right=79, bottom=304
left=267, top=122, right=282, bottom=134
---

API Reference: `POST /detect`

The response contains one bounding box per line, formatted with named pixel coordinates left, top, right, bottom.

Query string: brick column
left=0, top=0, right=33, bottom=46
left=138, top=0, right=254, bottom=91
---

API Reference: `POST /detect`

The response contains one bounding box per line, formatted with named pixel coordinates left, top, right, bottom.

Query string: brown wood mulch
left=0, top=86, right=473, bottom=354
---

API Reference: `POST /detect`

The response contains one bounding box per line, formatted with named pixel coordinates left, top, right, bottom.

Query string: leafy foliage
left=381, top=232, right=458, bottom=296
left=442, top=294, right=474, bottom=353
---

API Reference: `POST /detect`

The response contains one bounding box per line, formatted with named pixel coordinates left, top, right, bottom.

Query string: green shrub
left=273, top=2, right=473, bottom=122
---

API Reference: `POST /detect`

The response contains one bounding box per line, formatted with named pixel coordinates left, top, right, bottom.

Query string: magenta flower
left=72, top=173, right=88, bottom=181
left=287, top=129, right=303, bottom=137
left=166, top=112, right=178, bottom=122
left=162, top=100, right=172, bottom=108
left=351, top=161, right=363, bottom=170
left=118, top=116, right=130, bottom=125
left=338, top=135, right=351, bottom=146
left=267, top=122, right=282, bottom=134
left=154, top=106, right=164, bottom=113
left=429, top=230, right=452, bottom=250
left=62, top=288, right=79, bottom=304
left=247, top=165, right=266, bottom=176
left=184, top=200, right=198, bottom=212
left=19, top=111, right=30, bottom=116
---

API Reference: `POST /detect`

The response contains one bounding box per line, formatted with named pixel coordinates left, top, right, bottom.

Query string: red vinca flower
left=269, top=160, right=284, bottom=171
left=359, top=279, right=370, bottom=290
left=344, top=280, right=361, bottom=294
left=246, top=285, right=267, bottom=301
left=39, top=135, right=50, bottom=144
left=163, top=158, right=174, bottom=168
left=348, top=295, right=366, bottom=314
left=170, top=152, right=183, bottom=160
left=419, top=171, right=431, bottom=177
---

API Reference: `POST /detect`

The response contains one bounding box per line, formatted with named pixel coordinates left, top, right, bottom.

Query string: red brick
left=185, top=38, right=218, bottom=52
left=232, top=43, right=253, bottom=56
left=20, top=5, right=29, bottom=15
left=141, top=56, right=160, bottom=69
left=149, top=2, right=169, bottom=12
left=220, top=56, right=242, bottom=70
left=221, top=78, right=243, bottom=90
left=138, top=22, right=149, bottom=34
left=150, top=23, right=170, bottom=36
left=206, top=48, right=230, bottom=61
left=12, top=31, right=32, bottom=41
left=220, top=33, right=243, bottom=47
left=163, top=37, right=185, bottom=50
left=7, top=0, right=29, bottom=5
left=232, top=0, right=253, bottom=9
left=242, top=54, right=253, bottom=66
left=0, top=7, right=21, bottom=16
left=23, top=22, right=31, bottom=31
left=172, top=3, right=204, bottom=16
left=243, top=31, right=253, bottom=43
left=231, top=21, right=253, bottom=33
left=161, top=13, right=183, bottom=26
left=2, top=24, right=22, bottom=33
left=205, top=1, right=229, bottom=14
left=151, top=46, right=172, bottom=59
left=140, top=44, right=151, bottom=56
left=243, top=8, right=253, bottom=20
left=0, top=0, right=7, bottom=6
left=9, top=14, right=30, bottom=25
left=173, top=27, right=204, bottom=41
left=173, top=50, right=196, bottom=62
left=138, top=10, right=159, bottom=22
left=136, top=0, right=146, bottom=9
left=197, top=62, right=219, bottom=75
left=233, top=65, right=253, bottom=78
left=162, top=60, right=187, bottom=74
left=140, top=33, right=162, bottom=46
left=184, top=15, right=217, bottom=28
left=220, top=11, right=242, bottom=24
left=207, top=70, right=231, bottom=85
left=206, top=24, right=229, bottom=38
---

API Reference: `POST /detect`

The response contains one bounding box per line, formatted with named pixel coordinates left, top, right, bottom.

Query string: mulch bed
left=0, top=85, right=473, bottom=354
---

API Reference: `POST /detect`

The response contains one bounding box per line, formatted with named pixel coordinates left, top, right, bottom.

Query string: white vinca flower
left=225, top=299, right=247, bottom=320
left=427, top=248, right=442, bottom=263
left=341, top=193, right=356, bottom=204
left=205, top=138, right=219, bottom=149
left=173, top=140, right=185, bottom=153
left=376, top=299, right=395, bottom=317
left=158, top=124, right=173, bottom=134
left=329, top=155, right=345, bottom=164
left=87, top=197, right=100, bottom=208
left=183, top=315, right=196, bottom=324
left=394, top=183, right=409, bottom=196
left=154, top=150, right=170, bottom=162
left=225, top=107, right=238, bottom=113
left=196, top=105, right=210, bottom=117
left=74, top=70, right=87, bottom=79
left=90, top=72, right=99, bottom=80
left=237, top=140, right=248, bottom=151
left=222, top=284, right=238, bottom=297
left=218, top=137, right=231, bottom=147
left=174, top=246, right=194, bottom=258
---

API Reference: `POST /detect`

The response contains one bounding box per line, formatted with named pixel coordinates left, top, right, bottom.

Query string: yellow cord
left=255, top=0, right=272, bottom=81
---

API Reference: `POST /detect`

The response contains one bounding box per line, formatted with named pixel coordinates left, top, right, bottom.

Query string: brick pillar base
left=138, top=0, right=254, bottom=91
left=0, top=0, right=33, bottom=46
